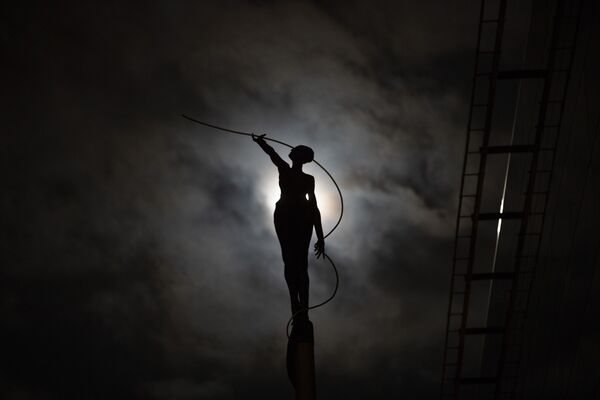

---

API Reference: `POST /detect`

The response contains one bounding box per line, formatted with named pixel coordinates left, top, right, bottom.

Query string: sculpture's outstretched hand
left=314, top=239, right=325, bottom=259
left=251, top=133, right=266, bottom=143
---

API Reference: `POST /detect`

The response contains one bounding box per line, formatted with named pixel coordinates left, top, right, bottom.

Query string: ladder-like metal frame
left=440, top=0, right=582, bottom=398
left=494, top=1, right=582, bottom=397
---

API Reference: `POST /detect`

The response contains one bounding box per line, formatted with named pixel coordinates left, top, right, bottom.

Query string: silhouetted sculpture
left=252, top=134, right=325, bottom=323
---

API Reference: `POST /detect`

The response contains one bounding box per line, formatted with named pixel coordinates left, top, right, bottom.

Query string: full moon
left=260, top=174, right=339, bottom=227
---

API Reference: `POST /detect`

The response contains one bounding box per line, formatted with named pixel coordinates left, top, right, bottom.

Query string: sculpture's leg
left=285, top=265, right=301, bottom=316
left=297, top=266, right=309, bottom=321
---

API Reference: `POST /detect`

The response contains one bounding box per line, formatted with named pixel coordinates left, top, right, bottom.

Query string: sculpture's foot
left=292, top=311, right=309, bottom=326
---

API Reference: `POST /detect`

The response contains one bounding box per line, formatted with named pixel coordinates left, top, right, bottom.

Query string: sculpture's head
left=289, top=145, right=314, bottom=165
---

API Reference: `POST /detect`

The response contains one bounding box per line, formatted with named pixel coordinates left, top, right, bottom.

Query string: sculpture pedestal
left=287, top=320, right=315, bottom=400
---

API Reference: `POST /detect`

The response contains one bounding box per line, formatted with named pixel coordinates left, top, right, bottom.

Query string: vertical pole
left=287, top=320, right=315, bottom=400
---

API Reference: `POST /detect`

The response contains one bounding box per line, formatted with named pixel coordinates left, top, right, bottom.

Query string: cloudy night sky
left=3, top=1, right=600, bottom=399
